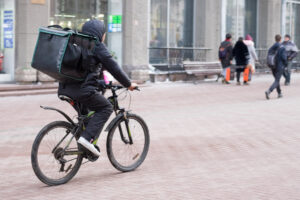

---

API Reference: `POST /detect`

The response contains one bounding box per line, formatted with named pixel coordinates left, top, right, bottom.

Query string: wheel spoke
left=32, top=121, right=83, bottom=185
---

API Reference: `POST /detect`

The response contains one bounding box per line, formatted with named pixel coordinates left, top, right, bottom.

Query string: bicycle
left=31, top=83, right=150, bottom=186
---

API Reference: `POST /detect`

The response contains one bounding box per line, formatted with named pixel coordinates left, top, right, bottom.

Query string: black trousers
left=268, top=68, right=283, bottom=94
left=236, top=66, right=245, bottom=82
left=283, top=61, right=292, bottom=84
left=58, top=83, right=113, bottom=141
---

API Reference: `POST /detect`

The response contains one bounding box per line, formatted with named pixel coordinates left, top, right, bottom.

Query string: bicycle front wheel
left=31, top=121, right=83, bottom=186
left=106, top=113, right=150, bottom=172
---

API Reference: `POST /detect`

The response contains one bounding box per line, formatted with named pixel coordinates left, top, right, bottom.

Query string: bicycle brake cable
left=118, top=88, right=128, bottom=100
left=128, top=90, right=132, bottom=110
left=117, top=89, right=132, bottom=110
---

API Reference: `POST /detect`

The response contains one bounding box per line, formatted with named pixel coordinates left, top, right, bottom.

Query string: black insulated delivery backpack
left=31, top=25, right=98, bottom=82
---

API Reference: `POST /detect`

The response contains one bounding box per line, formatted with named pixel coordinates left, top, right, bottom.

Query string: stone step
left=0, top=88, right=57, bottom=97
left=0, top=83, right=58, bottom=92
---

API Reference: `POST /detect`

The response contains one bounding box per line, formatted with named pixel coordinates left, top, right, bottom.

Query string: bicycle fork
left=118, top=114, right=133, bottom=145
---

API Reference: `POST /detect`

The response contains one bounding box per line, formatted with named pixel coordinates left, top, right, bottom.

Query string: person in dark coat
left=265, top=35, right=287, bottom=99
left=282, top=34, right=298, bottom=85
left=232, top=37, right=249, bottom=85
left=219, top=33, right=233, bottom=84
left=58, top=20, right=137, bottom=156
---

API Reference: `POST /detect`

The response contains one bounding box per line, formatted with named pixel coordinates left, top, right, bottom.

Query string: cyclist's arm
left=94, top=42, right=131, bottom=88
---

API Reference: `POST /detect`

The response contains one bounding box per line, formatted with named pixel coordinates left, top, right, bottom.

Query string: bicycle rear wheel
left=31, top=121, right=83, bottom=186
left=106, top=113, right=150, bottom=172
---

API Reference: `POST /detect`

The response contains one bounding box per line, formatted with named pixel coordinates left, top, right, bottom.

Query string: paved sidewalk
left=0, top=74, right=300, bottom=200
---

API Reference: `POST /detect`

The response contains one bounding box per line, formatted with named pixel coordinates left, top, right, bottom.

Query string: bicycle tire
left=31, top=121, right=83, bottom=186
left=106, top=113, right=150, bottom=172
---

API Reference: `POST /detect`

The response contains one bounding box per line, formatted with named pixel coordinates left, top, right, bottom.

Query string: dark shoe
left=225, top=81, right=230, bottom=84
left=236, top=82, right=241, bottom=85
left=284, top=82, right=290, bottom=86
left=278, top=93, right=283, bottom=98
left=265, top=91, right=270, bottom=100
left=243, top=81, right=249, bottom=85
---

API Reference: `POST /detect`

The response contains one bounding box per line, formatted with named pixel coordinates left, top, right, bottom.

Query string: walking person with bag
left=265, top=34, right=287, bottom=100
left=219, top=33, right=233, bottom=84
left=232, top=37, right=250, bottom=85
left=243, top=34, right=258, bottom=83
left=282, top=34, right=298, bottom=86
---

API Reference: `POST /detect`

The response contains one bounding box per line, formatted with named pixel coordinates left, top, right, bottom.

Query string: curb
left=0, top=88, right=57, bottom=97
left=0, top=80, right=148, bottom=97
left=0, top=83, right=58, bottom=97
left=0, top=83, right=58, bottom=92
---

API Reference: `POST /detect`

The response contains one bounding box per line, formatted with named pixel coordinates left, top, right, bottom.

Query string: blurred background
left=0, top=0, right=299, bottom=83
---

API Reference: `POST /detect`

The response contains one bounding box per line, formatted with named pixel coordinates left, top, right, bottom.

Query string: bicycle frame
left=106, top=87, right=133, bottom=145
left=40, top=84, right=134, bottom=150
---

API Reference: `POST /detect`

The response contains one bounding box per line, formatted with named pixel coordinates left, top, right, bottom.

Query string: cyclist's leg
left=80, top=93, right=113, bottom=142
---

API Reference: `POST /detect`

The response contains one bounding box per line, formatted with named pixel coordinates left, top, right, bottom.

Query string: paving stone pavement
left=0, top=74, right=300, bottom=200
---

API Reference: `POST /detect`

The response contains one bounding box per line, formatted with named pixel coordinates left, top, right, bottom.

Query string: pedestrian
left=243, top=34, right=258, bottom=82
left=265, top=34, right=287, bottom=100
left=58, top=20, right=137, bottom=156
left=282, top=34, right=298, bottom=86
left=218, top=33, right=233, bottom=84
left=232, top=37, right=250, bottom=85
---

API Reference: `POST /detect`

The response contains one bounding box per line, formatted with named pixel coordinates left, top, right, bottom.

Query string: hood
left=235, top=40, right=247, bottom=49
left=245, top=34, right=253, bottom=41
left=82, top=20, right=106, bottom=42
left=244, top=40, right=254, bottom=46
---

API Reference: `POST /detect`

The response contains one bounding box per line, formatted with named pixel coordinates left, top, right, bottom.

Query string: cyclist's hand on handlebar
left=97, top=80, right=107, bottom=89
left=128, top=83, right=138, bottom=91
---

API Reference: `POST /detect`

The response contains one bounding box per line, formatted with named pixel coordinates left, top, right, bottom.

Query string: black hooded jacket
left=232, top=40, right=249, bottom=66
left=81, top=20, right=131, bottom=88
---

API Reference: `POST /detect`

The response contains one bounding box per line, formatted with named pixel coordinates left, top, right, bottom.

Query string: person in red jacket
left=219, top=33, right=233, bottom=84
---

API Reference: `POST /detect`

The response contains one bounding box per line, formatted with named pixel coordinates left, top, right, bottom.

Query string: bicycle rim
left=31, top=121, right=83, bottom=185
left=107, top=114, right=150, bottom=172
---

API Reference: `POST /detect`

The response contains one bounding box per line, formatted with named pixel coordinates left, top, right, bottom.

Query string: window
left=149, top=0, right=168, bottom=64
left=149, top=0, right=168, bottom=48
left=50, top=0, right=108, bottom=31
left=149, top=0, right=194, bottom=65
left=169, top=0, right=193, bottom=48
left=224, top=0, right=257, bottom=42
left=285, top=1, right=300, bottom=49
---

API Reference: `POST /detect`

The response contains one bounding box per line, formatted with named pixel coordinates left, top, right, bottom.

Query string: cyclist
left=58, top=19, right=137, bottom=156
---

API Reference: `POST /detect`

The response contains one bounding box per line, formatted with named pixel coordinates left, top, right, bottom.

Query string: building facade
left=0, top=0, right=299, bottom=83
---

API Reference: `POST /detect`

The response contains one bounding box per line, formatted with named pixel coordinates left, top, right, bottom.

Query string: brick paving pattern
left=0, top=74, right=300, bottom=200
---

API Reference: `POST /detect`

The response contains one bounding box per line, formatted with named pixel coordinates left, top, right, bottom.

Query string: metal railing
left=149, top=47, right=211, bottom=71
left=256, top=48, right=269, bottom=70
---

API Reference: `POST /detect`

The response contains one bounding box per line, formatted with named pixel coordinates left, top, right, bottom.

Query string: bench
left=183, top=61, right=222, bottom=81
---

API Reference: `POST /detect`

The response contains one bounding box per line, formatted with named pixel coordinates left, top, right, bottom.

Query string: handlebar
left=102, top=82, right=139, bottom=92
